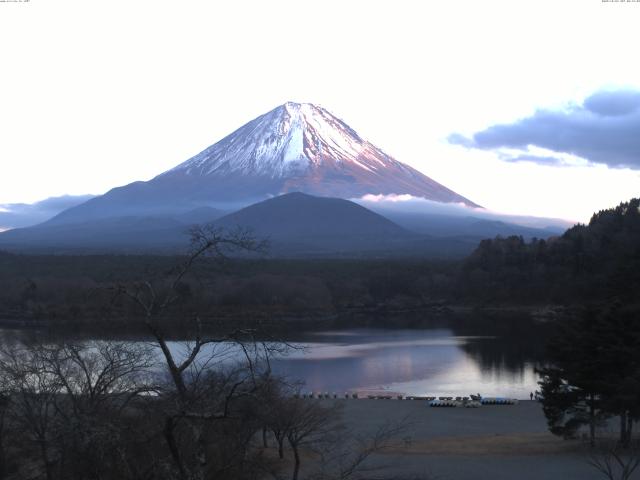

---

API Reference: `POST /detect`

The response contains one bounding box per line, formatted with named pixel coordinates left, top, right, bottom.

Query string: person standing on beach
left=530, top=392, right=533, bottom=400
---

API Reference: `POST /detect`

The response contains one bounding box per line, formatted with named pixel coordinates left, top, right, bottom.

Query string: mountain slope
left=0, top=193, right=412, bottom=254
left=0, top=207, right=226, bottom=253
left=47, top=102, right=477, bottom=226
left=0, top=193, right=481, bottom=257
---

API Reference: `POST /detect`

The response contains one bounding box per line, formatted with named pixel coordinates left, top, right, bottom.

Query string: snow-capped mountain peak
left=169, top=102, right=369, bottom=178
left=161, top=101, right=477, bottom=207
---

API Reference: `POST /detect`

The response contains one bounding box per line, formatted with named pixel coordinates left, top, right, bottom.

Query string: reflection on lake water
left=238, top=328, right=540, bottom=399
left=1, top=324, right=544, bottom=400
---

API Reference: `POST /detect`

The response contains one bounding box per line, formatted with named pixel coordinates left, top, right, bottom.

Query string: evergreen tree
left=538, top=305, right=640, bottom=446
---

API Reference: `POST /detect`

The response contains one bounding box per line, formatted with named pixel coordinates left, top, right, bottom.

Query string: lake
left=1, top=321, right=546, bottom=400
left=261, top=328, right=540, bottom=399
left=154, top=325, right=542, bottom=400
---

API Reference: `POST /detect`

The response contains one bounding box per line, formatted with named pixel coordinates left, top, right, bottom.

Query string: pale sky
left=1, top=0, right=639, bottom=222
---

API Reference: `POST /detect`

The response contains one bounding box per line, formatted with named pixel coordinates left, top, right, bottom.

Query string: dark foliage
left=459, top=198, right=640, bottom=304
left=538, top=304, right=640, bottom=446
left=0, top=255, right=458, bottom=330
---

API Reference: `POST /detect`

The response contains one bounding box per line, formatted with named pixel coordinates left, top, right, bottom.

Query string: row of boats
left=297, top=392, right=519, bottom=406
left=429, top=397, right=519, bottom=407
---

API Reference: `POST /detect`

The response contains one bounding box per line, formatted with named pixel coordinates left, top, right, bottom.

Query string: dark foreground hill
left=213, top=192, right=412, bottom=255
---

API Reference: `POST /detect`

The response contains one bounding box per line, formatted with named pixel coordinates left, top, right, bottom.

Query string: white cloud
left=354, top=195, right=573, bottom=229
left=359, top=194, right=419, bottom=203
left=450, top=89, right=640, bottom=169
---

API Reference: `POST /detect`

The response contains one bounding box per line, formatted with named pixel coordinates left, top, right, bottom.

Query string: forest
left=1, top=198, right=638, bottom=331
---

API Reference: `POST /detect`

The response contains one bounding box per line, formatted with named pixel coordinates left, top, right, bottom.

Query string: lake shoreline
left=325, top=398, right=612, bottom=480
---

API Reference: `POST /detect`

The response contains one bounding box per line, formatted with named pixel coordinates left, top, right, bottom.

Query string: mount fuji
left=0, top=103, right=566, bottom=256
left=48, top=102, right=477, bottom=225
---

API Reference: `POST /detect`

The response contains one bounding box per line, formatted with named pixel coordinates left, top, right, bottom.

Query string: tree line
left=458, top=198, right=640, bottom=304
left=0, top=254, right=457, bottom=330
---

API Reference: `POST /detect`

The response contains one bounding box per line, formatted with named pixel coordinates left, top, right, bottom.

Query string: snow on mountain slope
left=160, top=102, right=479, bottom=206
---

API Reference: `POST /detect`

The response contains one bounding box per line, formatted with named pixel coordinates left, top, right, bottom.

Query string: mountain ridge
left=0, top=192, right=566, bottom=257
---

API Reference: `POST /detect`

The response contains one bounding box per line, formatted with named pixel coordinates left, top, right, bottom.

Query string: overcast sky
left=1, top=0, right=639, bottom=222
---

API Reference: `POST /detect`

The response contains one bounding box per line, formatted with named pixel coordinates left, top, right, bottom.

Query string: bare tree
left=115, top=226, right=268, bottom=398
left=310, top=418, right=410, bottom=480
left=0, top=342, right=63, bottom=480
left=588, top=439, right=640, bottom=480
left=40, top=342, right=155, bottom=414
left=282, top=399, right=343, bottom=480
left=112, top=225, right=276, bottom=480
left=261, top=379, right=294, bottom=460
left=42, top=342, right=156, bottom=480
left=262, top=392, right=409, bottom=480
left=0, top=339, right=157, bottom=480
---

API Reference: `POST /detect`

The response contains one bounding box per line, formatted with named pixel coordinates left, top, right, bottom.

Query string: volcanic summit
left=50, top=102, right=478, bottom=224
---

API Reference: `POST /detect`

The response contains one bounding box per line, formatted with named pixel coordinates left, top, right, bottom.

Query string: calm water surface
left=177, top=328, right=541, bottom=399
left=2, top=325, right=543, bottom=400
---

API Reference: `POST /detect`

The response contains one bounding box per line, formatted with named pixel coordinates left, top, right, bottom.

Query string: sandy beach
left=328, top=399, right=611, bottom=480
